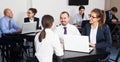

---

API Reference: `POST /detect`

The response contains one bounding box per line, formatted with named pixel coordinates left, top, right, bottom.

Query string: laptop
left=21, top=22, right=37, bottom=34
left=63, top=35, right=94, bottom=53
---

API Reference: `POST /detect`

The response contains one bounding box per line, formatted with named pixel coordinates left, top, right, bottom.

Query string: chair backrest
left=81, top=20, right=89, bottom=28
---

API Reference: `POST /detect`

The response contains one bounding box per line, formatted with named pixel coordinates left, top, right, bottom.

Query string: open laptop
left=21, top=22, right=37, bottom=34
left=63, top=35, right=94, bottom=53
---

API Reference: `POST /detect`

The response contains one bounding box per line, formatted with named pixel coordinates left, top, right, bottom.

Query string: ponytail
left=99, top=10, right=106, bottom=29
left=39, top=29, right=46, bottom=42
left=38, top=15, right=54, bottom=42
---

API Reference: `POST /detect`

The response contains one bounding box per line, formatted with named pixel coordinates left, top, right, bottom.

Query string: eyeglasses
left=89, top=15, right=98, bottom=19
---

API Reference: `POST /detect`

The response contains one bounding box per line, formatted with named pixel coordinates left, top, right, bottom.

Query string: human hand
left=89, top=42, right=95, bottom=47
left=16, top=30, right=22, bottom=33
left=112, top=19, right=117, bottom=24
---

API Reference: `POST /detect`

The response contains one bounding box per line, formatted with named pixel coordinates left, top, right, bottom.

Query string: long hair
left=91, top=8, right=106, bottom=29
left=38, top=15, right=54, bottom=42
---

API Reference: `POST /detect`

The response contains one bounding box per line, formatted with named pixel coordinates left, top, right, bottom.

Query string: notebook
left=21, top=22, right=37, bottom=34
left=63, top=35, right=94, bottom=53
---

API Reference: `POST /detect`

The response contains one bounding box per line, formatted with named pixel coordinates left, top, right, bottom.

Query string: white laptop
left=21, top=22, right=37, bottom=34
left=63, top=35, right=94, bottom=53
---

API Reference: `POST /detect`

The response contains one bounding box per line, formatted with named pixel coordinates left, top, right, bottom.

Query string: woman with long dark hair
left=34, top=15, right=64, bottom=62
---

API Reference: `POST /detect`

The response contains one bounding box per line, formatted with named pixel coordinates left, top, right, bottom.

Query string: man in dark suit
left=24, top=8, right=41, bottom=29
left=105, top=7, right=118, bottom=32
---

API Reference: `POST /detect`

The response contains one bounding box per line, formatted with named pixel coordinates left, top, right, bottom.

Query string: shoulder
left=68, top=24, right=76, bottom=28
left=0, top=16, right=6, bottom=21
left=102, top=24, right=109, bottom=29
left=24, top=17, right=29, bottom=20
left=34, top=17, right=39, bottom=20
left=24, top=17, right=29, bottom=21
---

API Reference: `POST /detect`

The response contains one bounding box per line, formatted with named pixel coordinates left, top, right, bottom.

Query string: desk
left=58, top=48, right=108, bottom=62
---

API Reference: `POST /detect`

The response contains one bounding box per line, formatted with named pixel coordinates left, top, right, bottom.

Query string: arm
left=0, top=20, right=16, bottom=33
left=52, top=34, right=64, bottom=56
left=35, top=18, right=40, bottom=29
left=96, top=25, right=112, bottom=49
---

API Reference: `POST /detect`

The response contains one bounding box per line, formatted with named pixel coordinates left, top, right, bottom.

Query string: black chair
left=1, top=33, right=24, bottom=62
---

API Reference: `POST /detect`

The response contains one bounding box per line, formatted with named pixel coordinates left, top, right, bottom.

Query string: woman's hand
left=89, top=42, right=95, bottom=47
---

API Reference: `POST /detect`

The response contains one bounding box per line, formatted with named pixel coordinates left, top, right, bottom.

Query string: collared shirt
left=0, top=16, right=21, bottom=34
left=29, top=19, right=34, bottom=23
left=54, top=23, right=81, bottom=39
left=90, top=24, right=98, bottom=44
left=73, top=13, right=89, bottom=24
left=35, top=29, right=64, bottom=62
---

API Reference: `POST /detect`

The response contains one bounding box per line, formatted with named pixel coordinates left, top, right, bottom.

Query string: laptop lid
left=63, top=35, right=93, bottom=53
left=22, top=22, right=37, bottom=34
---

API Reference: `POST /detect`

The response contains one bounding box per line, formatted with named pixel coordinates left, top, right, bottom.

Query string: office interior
left=0, top=0, right=120, bottom=62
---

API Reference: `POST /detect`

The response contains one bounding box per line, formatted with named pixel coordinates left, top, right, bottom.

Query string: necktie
left=63, top=27, right=67, bottom=34
left=9, top=20, right=11, bottom=30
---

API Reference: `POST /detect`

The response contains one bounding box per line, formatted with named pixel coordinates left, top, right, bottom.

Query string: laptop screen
left=22, top=22, right=37, bottom=34
left=63, top=35, right=93, bottom=53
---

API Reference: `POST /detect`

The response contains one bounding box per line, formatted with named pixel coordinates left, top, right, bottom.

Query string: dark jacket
left=24, top=17, right=40, bottom=29
left=105, top=10, right=118, bottom=24
left=82, top=23, right=112, bottom=51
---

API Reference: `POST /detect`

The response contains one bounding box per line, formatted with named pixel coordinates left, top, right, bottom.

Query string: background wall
left=0, top=0, right=105, bottom=27
left=0, top=0, right=30, bottom=27
left=105, top=0, right=120, bottom=21
left=32, top=0, right=105, bottom=25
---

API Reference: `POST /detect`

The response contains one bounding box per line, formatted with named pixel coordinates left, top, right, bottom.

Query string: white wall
left=0, top=0, right=30, bottom=27
left=0, top=0, right=105, bottom=27
left=32, top=0, right=105, bottom=25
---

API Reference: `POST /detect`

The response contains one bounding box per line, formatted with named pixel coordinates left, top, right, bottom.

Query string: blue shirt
left=0, top=16, right=21, bottom=34
left=0, top=30, right=1, bottom=38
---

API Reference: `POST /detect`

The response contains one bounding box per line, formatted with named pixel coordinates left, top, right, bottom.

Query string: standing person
left=82, top=8, right=112, bottom=51
left=0, top=8, right=22, bottom=34
left=54, top=11, right=81, bottom=39
left=73, top=6, right=89, bottom=27
left=105, top=7, right=118, bottom=32
left=34, top=15, right=64, bottom=62
left=24, top=8, right=41, bottom=29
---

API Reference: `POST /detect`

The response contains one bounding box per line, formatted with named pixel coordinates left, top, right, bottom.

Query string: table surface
left=59, top=48, right=108, bottom=62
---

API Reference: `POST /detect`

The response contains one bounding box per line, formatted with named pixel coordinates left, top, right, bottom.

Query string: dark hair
left=91, top=8, right=106, bottom=29
left=39, top=15, right=54, bottom=42
left=110, top=7, right=118, bottom=12
left=60, top=11, right=70, bottom=17
left=79, top=6, right=85, bottom=10
left=29, top=8, right=37, bottom=15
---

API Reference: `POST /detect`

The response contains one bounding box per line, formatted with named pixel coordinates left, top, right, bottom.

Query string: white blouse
left=90, top=24, right=98, bottom=44
left=34, top=29, right=64, bottom=62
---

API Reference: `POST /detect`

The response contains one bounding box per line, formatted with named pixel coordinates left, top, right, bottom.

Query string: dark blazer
left=24, top=17, right=41, bottom=29
left=105, top=10, right=118, bottom=24
left=82, top=23, right=112, bottom=51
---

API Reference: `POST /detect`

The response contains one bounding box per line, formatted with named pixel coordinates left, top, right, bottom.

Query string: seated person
left=34, top=15, right=64, bottom=62
left=0, top=8, right=23, bottom=62
left=54, top=11, right=81, bottom=40
left=24, top=8, right=41, bottom=29
left=105, top=7, right=118, bottom=32
left=0, top=8, right=22, bottom=34
left=82, top=8, right=112, bottom=52
left=72, top=6, right=89, bottom=28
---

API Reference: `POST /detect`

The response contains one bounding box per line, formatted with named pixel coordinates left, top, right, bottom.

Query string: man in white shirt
left=54, top=11, right=81, bottom=39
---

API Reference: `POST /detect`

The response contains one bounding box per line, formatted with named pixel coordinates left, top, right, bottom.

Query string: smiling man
left=54, top=11, right=81, bottom=38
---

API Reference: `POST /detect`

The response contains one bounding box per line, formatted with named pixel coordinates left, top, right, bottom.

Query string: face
left=89, top=12, right=100, bottom=24
left=110, top=11, right=117, bottom=15
left=6, top=9, right=13, bottom=18
left=60, top=13, right=70, bottom=26
left=79, top=9, right=85, bottom=15
left=27, top=10, right=34, bottom=18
